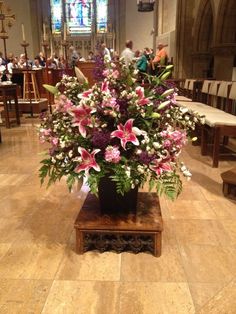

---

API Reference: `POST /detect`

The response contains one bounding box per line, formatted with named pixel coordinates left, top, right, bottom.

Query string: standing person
left=69, top=46, right=79, bottom=68
left=100, top=42, right=111, bottom=60
left=120, top=40, right=134, bottom=66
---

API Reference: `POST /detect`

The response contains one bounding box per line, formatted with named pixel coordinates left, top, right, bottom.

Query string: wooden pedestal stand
left=221, top=168, right=236, bottom=200
left=74, top=192, right=163, bottom=257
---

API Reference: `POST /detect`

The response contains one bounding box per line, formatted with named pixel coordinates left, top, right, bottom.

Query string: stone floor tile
left=42, top=280, right=119, bottom=314
left=119, top=282, right=195, bottom=314
left=0, top=279, right=52, bottom=314
left=121, top=246, right=186, bottom=282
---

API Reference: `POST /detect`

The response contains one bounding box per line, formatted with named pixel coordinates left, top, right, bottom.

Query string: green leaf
left=43, top=84, right=59, bottom=95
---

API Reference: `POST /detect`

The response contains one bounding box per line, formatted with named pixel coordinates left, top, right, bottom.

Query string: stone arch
left=191, top=0, right=214, bottom=78
left=216, top=0, right=236, bottom=44
left=193, top=0, right=214, bottom=52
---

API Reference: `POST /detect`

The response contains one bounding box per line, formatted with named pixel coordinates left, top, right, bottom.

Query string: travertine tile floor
left=0, top=120, right=236, bottom=314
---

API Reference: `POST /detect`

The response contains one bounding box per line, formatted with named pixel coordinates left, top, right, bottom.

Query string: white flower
left=60, top=141, right=66, bottom=148
left=68, top=150, right=73, bottom=158
left=56, top=153, right=64, bottom=160
left=153, top=142, right=161, bottom=149
left=137, top=165, right=145, bottom=174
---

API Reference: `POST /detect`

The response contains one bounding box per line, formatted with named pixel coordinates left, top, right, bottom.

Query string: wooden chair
left=23, top=70, right=40, bottom=100
left=228, top=82, right=236, bottom=115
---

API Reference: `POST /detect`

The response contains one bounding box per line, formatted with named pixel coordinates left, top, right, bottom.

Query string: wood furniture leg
left=212, top=126, right=221, bottom=168
left=201, top=125, right=208, bottom=155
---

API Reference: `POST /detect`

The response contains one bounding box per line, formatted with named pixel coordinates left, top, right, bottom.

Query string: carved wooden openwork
left=74, top=192, right=163, bottom=257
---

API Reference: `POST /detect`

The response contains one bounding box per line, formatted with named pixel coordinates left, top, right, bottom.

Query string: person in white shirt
left=7, top=57, right=18, bottom=74
left=120, top=40, right=134, bottom=66
left=101, top=43, right=111, bottom=61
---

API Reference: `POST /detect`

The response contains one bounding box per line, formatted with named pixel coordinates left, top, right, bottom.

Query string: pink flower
left=102, top=69, right=110, bottom=77
left=111, top=70, right=119, bottom=79
left=70, top=105, right=92, bottom=137
left=51, top=137, right=59, bottom=146
left=40, top=128, right=51, bottom=136
left=80, top=89, right=93, bottom=98
left=135, top=86, right=150, bottom=105
left=101, top=80, right=109, bottom=92
left=105, top=146, right=121, bottom=163
left=39, top=128, right=51, bottom=143
left=55, top=95, right=73, bottom=112
left=111, top=119, right=139, bottom=150
left=74, top=147, right=100, bottom=174
left=149, top=159, right=172, bottom=175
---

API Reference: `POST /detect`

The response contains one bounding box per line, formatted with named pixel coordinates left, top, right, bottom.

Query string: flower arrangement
left=39, top=59, right=203, bottom=200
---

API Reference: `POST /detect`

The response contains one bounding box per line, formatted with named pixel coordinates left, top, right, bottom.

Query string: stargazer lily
left=70, top=105, right=92, bottom=138
left=74, top=147, right=100, bottom=174
left=149, top=159, right=172, bottom=175
left=135, top=86, right=150, bottom=105
left=111, top=119, right=139, bottom=150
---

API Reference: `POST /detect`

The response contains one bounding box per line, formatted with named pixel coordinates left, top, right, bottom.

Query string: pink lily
left=74, top=147, right=100, bottom=174
left=70, top=105, right=92, bottom=138
left=80, top=89, right=93, bottom=98
left=149, top=159, right=172, bottom=175
left=101, top=80, right=109, bottom=92
left=135, top=86, right=150, bottom=105
left=111, top=119, right=139, bottom=150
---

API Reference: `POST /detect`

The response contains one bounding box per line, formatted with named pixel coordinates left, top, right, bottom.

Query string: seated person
left=7, top=57, right=18, bottom=74
left=136, top=49, right=148, bottom=74
left=151, top=43, right=168, bottom=74
left=32, top=58, right=42, bottom=69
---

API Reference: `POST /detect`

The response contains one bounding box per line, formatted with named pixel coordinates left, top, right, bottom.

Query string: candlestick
left=21, top=23, right=25, bottom=42
left=43, top=23, right=46, bottom=41
left=50, top=38, right=53, bottom=56
left=64, top=23, right=67, bottom=41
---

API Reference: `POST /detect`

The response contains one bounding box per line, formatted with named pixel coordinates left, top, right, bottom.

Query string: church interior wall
left=3, top=0, right=37, bottom=59
left=1, top=0, right=235, bottom=82
left=124, top=0, right=154, bottom=52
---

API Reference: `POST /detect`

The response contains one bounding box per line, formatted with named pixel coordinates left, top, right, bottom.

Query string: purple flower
left=92, top=130, right=111, bottom=149
left=139, top=151, right=155, bottom=164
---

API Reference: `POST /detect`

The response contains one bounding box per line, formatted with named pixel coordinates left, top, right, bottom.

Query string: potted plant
left=39, top=59, right=203, bottom=214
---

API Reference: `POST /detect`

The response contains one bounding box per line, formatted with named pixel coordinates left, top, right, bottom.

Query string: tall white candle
left=64, top=23, right=67, bottom=41
left=50, top=38, right=53, bottom=56
left=43, top=23, right=46, bottom=41
left=21, top=23, right=25, bottom=42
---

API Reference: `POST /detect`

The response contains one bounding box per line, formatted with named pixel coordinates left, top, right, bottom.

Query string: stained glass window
left=50, top=0, right=63, bottom=34
left=96, top=0, right=108, bottom=33
left=50, top=0, right=108, bottom=35
left=65, top=0, right=93, bottom=34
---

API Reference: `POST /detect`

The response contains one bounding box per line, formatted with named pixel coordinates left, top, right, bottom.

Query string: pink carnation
left=111, top=70, right=119, bottom=79
left=105, top=146, right=121, bottom=163
left=54, top=95, right=73, bottom=112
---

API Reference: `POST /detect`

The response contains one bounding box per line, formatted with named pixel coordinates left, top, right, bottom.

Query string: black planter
left=98, top=176, right=138, bottom=215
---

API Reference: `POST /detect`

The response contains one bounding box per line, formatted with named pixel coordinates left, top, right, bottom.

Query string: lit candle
left=50, top=38, right=53, bottom=56
left=43, top=23, right=46, bottom=41
left=64, top=23, right=67, bottom=41
left=21, top=23, right=25, bottom=42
